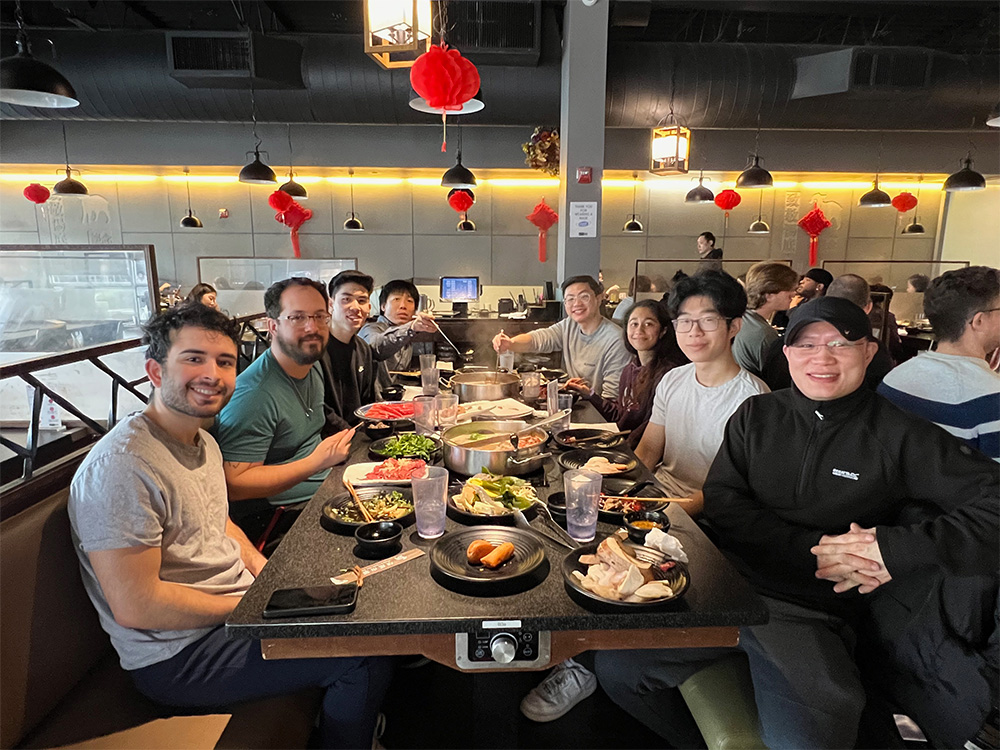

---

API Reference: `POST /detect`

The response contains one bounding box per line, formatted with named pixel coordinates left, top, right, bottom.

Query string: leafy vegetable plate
left=369, top=433, right=442, bottom=461
left=320, top=486, right=415, bottom=533
left=447, top=473, right=539, bottom=525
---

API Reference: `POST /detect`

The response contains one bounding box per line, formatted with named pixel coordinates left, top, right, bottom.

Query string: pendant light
left=987, top=103, right=1000, bottom=128
left=901, top=178, right=925, bottom=234
left=622, top=172, right=644, bottom=232
left=457, top=215, right=476, bottom=232
left=278, top=125, right=307, bottom=199
left=859, top=134, right=891, bottom=207
left=944, top=154, right=986, bottom=192
left=179, top=169, right=203, bottom=228
left=736, top=114, right=773, bottom=189
left=237, top=31, right=275, bottom=185
left=343, top=169, right=364, bottom=231
left=747, top=192, right=770, bottom=234
left=685, top=170, right=715, bottom=204
left=53, top=123, right=87, bottom=195
left=0, top=0, right=78, bottom=108
left=442, top=122, right=477, bottom=188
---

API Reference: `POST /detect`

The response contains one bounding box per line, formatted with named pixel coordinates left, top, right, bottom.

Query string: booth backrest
left=0, top=489, right=111, bottom=748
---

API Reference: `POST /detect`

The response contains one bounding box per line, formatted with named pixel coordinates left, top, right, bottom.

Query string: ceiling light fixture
left=944, top=154, right=986, bottom=192
left=685, top=171, right=715, bottom=204
left=457, top=216, right=476, bottom=232
left=901, top=178, right=925, bottom=234
left=859, top=134, right=891, bottom=207
left=179, top=169, right=203, bottom=228
left=363, top=0, right=433, bottom=69
left=53, top=123, right=87, bottom=195
left=344, top=169, right=364, bottom=231
left=623, top=172, right=644, bottom=232
left=237, top=30, right=275, bottom=185
left=278, top=124, right=307, bottom=199
left=747, top=192, right=770, bottom=234
left=987, top=103, right=1000, bottom=128
left=736, top=112, right=773, bottom=189
left=0, top=0, right=78, bottom=108
left=649, top=57, right=689, bottom=175
left=441, top=151, right=476, bottom=189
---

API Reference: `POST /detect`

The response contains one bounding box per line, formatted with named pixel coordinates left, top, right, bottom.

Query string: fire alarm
left=576, top=167, right=593, bottom=184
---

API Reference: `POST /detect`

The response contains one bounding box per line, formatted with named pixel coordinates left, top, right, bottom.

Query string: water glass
left=412, top=396, right=437, bottom=436
left=434, top=394, right=459, bottom=430
left=546, top=380, right=559, bottom=415
left=419, top=354, right=439, bottom=396
left=520, top=371, right=542, bottom=401
left=499, top=351, right=515, bottom=371
left=554, top=394, right=574, bottom=431
left=564, top=469, right=602, bottom=542
left=411, top=466, right=449, bottom=539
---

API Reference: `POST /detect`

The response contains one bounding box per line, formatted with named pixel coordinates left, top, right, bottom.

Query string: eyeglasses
left=973, top=307, right=1000, bottom=320
left=672, top=315, right=730, bottom=333
left=786, top=339, right=868, bottom=355
left=564, top=293, right=595, bottom=305
left=277, top=313, right=331, bottom=327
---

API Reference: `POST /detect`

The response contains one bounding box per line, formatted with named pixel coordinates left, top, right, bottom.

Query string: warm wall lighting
left=407, top=177, right=445, bottom=186
left=650, top=123, right=690, bottom=174
left=327, top=176, right=404, bottom=186
left=363, top=0, right=432, bottom=69
left=164, top=175, right=239, bottom=184
left=489, top=178, right=561, bottom=187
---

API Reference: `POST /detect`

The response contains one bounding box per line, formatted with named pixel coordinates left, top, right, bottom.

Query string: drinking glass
left=411, top=466, right=449, bottom=539
left=564, top=469, right=602, bottom=542
left=552, top=394, right=573, bottom=433
left=546, top=380, right=559, bottom=415
left=419, top=354, right=439, bottom=396
left=520, top=371, right=542, bottom=401
left=412, top=396, right=437, bottom=436
left=499, top=351, right=515, bottom=371
left=434, top=394, right=459, bottom=430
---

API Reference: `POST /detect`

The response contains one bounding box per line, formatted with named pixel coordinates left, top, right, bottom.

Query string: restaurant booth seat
left=1, top=488, right=322, bottom=749
left=679, top=653, right=765, bottom=750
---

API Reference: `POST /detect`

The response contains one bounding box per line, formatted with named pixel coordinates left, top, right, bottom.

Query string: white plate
left=343, top=461, right=425, bottom=486
left=458, top=398, right=535, bottom=420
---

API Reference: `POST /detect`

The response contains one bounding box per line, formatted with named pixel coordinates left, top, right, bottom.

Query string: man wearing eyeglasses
left=215, top=278, right=354, bottom=541
left=492, top=275, right=631, bottom=399
left=598, top=295, right=998, bottom=749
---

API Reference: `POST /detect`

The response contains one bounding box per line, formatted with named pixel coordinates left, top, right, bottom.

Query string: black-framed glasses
left=277, top=313, right=331, bottom=327
left=786, top=340, right=868, bottom=355
left=672, top=315, right=731, bottom=333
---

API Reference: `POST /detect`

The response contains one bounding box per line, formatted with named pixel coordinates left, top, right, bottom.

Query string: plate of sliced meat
left=343, top=459, right=428, bottom=485
left=355, top=401, right=417, bottom=423
left=556, top=449, right=638, bottom=475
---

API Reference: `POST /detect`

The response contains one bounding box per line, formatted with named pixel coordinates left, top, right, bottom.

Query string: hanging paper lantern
left=714, top=189, right=741, bottom=212
left=798, top=202, right=832, bottom=266
left=447, top=188, right=475, bottom=213
left=268, top=190, right=313, bottom=258
left=891, top=192, right=918, bottom=213
left=23, top=183, right=50, bottom=204
left=410, top=43, right=481, bottom=152
left=526, top=199, right=558, bottom=263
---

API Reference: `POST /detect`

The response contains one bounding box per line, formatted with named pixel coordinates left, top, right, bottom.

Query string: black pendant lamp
left=736, top=116, right=773, bottom=189
left=441, top=151, right=476, bottom=189
left=0, top=0, right=78, bottom=108
left=179, top=169, right=203, bottom=228
left=901, top=179, right=925, bottom=234
left=685, top=171, right=715, bottom=204
left=237, top=32, right=276, bottom=185
left=987, top=103, right=1000, bottom=128
left=53, top=123, right=87, bottom=195
left=858, top=177, right=892, bottom=207
left=344, top=169, right=364, bottom=231
left=747, top=192, right=770, bottom=234
left=278, top=125, right=307, bottom=199
left=944, top=155, right=986, bottom=192
left=623, top=172, right=644, bottom=233
left=457, top=216, right=476, bottom=232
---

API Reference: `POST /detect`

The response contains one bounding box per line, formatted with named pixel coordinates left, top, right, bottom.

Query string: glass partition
left=632, top=258, right=793, bottom=303
left=819, top=259, right=970, bottom=291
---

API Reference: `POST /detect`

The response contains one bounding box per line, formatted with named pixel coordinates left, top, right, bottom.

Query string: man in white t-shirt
left=637, top=270, right=769, bottom=515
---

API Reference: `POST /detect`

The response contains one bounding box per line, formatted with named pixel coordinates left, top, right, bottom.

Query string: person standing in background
left=696, top=231, right=722, bottom=261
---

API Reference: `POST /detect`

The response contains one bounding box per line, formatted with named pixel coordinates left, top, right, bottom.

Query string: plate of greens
left=447, top=472, right=539, bottom=525
left=369, top=432, right=443, bottom=462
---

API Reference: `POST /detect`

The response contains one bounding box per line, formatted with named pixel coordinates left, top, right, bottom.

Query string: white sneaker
left=519, top=658, right=597, bottom=722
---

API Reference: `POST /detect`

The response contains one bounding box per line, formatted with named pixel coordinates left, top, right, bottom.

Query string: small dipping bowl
left=382, top=384, right=405, bottom=402
left=624, top=510, right=671, bottom=545
left=354, top=521, right=403, bottom=558
left=365, top=422, right=393, bottom=440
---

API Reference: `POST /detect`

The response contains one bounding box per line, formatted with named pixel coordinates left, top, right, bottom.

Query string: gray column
left=556, top=0, right=609, bottom=286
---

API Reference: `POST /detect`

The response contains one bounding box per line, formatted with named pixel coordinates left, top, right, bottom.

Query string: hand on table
left=811, top=523, right=891, bottom=594
left=492, top=331, right=512, bottom=353
left=411, top=312, right=437, bottom=334
left=312, top=428, right=356, bottom=470
left=564, top=377, right=593, bottom=397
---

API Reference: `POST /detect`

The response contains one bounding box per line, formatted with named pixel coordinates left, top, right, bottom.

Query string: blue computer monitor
left=440, top=276, right=479, bottom=302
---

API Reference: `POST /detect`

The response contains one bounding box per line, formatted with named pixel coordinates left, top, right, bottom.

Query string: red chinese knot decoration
left=410, top=43, right=481, bottom=152
left=447, top=188, right=475, bottom=214
left=891, top=192, right=918, bottom=213
left=23, top=183, right=50, bottom=204
left=526, top=199, right=558, bottom=263
left=798, top=202, right=832, bottom=266
left=268, top=190, right=313, bottom=258
left=714, top=189, right=741, bottom=213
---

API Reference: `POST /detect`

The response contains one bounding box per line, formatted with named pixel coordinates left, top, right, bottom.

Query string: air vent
left=852, top=49, right=931, bottom=88
left=166, top=32, right=304, bottom=89
left=445, top=1, right=541, bottom=65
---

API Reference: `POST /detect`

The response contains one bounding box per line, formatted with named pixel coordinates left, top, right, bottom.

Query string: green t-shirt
left=214, top=350, right=328, bottom=506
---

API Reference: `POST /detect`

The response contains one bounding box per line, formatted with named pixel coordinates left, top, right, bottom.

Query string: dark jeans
left=131, top=626, right=395, bottom=749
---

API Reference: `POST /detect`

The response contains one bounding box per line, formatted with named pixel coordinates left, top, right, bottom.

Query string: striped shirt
left=878, top=350, right=1000, bottom=462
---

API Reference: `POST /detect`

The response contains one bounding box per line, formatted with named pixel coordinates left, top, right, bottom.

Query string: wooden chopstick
left=601, top=495, right=694, bottom=503
left=343, top=477, right=374, bottom=522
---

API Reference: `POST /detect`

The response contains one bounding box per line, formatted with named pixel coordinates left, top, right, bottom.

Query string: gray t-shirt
left=649, top=363, right=770, bottom=497
left=732, top=309, right=778, bottom=377
left=527, top=317, right=632, bottom=399
left=68, top=413, right=254, bottom=671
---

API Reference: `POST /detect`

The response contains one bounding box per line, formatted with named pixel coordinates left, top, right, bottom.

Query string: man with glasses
left=215, top=278, right=354, bottom=542
left=492, top=275, right=631, bottom=399
left=597, top=295, right=998, bottom=749
left=879, top=266, right=1000, bottom=462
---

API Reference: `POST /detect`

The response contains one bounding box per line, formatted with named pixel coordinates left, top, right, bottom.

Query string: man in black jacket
left=595, top=296, right=998, bottom=749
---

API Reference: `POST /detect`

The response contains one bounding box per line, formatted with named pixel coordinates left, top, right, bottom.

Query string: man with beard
left=320, top=270, right=381, bottom=431
left=773, top=268, right=833, bottom=329
left=68, top=302, right=393, bottom=748
left=215, top=278, right=354, bottom=540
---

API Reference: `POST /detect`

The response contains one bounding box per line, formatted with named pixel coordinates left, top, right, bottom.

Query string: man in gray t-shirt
left=68, top=302, right=391, bottom=748
left=492, top=275, right=632, bottom=399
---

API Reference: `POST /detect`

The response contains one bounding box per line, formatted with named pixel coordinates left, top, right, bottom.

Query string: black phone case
left=262, top=586, right=358, bottom=618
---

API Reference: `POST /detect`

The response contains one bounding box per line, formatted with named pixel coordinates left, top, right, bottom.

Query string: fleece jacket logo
left=832, top=468, right=860, bottom=481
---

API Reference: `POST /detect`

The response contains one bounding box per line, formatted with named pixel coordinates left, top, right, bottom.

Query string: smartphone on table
left=262, top=582, right=359, bottom=618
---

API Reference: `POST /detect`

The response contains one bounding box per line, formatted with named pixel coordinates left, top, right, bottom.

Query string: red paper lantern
left=447, top=188, right=475, bottom=214
left=526, top=199, right=558, bottom=263
left=891, top=192, right=918, bottom=213
left=410, top=43, right=480, bottom=112
left=268, top=190, right=312, bottom=258
left=714, top=189, right=741, bottom=212
left=23, top=183, right=50, bottom=204
left=798, top=203, right=832, bottom=266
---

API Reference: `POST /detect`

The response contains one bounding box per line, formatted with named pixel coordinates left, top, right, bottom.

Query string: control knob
left=489, top=633, right=518, bottom=664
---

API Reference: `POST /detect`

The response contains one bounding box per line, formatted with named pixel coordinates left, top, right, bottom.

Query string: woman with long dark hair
left=565, top=299, right=687, bottom=447
left=186, top=283, right=219, bottom=311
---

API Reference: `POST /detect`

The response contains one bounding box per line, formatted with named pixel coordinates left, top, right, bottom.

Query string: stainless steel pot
left=449, top=371, right=521, bottom=403
left=442, top=421, right=551, bottom=476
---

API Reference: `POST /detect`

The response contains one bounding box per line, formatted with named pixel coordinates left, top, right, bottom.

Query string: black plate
left=369, top=433, right=443, bottom=461
left=428, top=526, right=548, bottom=595
left=561, top=538, right=690, bottom=610
left=446, top=481, right=539, bottom=526
left=320, top=486, right=415, bottom=534
left=557, top=448, right=638, bottom=475
left=553, top=428, right=626, bottom=450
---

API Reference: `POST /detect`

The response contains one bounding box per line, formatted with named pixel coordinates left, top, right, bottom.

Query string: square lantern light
left=363, top=0, right=433, bottom=70
left=650, top=123, right=690, bottom=175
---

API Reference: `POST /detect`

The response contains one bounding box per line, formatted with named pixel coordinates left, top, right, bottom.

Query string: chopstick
left=565, top=430, right=632, bottom=445
left=601, top=495, right=694, bottom=503
left=343, top=477, right=374, bottom=522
